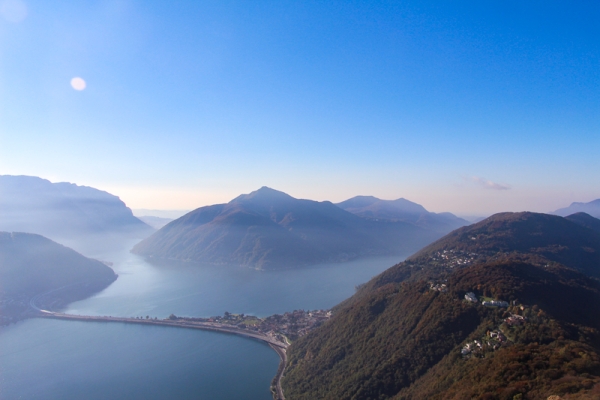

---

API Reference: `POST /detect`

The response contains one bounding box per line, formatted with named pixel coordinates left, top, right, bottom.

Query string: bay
left=0, top=240, right=403, bottom=400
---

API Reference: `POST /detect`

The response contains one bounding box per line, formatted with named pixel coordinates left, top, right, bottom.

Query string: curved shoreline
left=34, top=311, right=287, bottom=399
left=269, top=343, right=287, bottom=400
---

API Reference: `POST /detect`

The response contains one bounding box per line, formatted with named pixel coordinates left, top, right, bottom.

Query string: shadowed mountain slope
left=0, top=232, right=117, bottom=323
left=553, top=199, right=600, bottom=218
left=132, top=187, right=447, bottom=269
left=406, top=212, right=600, bottom=279
left=282, top=212, right=600, bottom=399
left=566, top=212, right=600, bottom=234
left=336, top=195, right=468, bottom=233
left=0, top=175, right=153, bottom=253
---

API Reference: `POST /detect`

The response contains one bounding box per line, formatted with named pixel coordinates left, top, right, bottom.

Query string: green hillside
left=282, top=212, right=600, bottom=399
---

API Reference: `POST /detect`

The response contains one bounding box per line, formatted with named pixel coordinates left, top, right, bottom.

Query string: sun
left=70, top=77, right=86, bottom=91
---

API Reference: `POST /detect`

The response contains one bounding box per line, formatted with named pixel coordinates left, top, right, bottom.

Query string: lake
left=0, top=241, right=403, bottom=399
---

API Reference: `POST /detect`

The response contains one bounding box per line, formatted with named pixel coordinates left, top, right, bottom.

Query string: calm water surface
left=0, top=241, right=403, bottom=400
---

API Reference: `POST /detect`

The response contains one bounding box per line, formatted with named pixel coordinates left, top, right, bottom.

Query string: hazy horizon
left=1, top=1, right=598, bottom=215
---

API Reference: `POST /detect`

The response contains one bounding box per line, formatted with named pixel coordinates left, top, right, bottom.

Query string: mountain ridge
left=0, top=175, right=153, bottom=253
left=132, top=187, right=457, bottom=269
left=553, top=199, right=600, bottom=218
left=336, top=195, right=468, bottom=233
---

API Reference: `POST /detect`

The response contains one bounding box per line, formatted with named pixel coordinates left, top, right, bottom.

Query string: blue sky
left=1, top=0, right=599, bottom=215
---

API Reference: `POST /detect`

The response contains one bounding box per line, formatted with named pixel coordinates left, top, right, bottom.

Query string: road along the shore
left=269, top=343, right=288, bottom=400
left=35, top=311, right=288, bottom=399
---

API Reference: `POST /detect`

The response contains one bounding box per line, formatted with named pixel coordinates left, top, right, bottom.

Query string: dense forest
left=282, top=212, right=600, bottom=399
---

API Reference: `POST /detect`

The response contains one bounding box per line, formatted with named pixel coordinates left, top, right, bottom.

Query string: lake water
left=0, top=241, right=403, bottom=400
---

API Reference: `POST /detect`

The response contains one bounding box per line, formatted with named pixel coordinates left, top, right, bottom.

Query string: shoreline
left=34, top=311, right=288, bottom=399
left=269, top=343, right=287, bottom=400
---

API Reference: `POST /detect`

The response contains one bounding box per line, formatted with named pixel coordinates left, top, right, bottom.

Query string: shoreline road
left=269, top=343, right=287, bottom=400
left=33, top=311, right=288, bottom=399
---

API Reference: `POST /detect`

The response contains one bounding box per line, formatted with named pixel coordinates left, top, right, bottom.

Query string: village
left=461, top=291, right=529, bottom=358
left=424, top=282, right=530, bottom=359
left=168, top=309, right=333, bottom=342
left=461, top=327, right=507, bottom=358
left=461, top=311, right=528, bottom=359
left=429, top=249, right=481, bottom=269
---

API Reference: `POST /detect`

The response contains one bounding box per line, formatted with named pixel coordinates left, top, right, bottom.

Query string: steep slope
left=566, top=212, right=600, bottom=234
left=132, top=187, right=441, bottom=269
left=553, top=199, right=600, bottom=218
left=0, top=175, right=153, bottom=250
left=282, top=213, right=600, bottom=399
left=336, top=195, right=468, bottom=233
left=0, top=232, right=117, bottom=323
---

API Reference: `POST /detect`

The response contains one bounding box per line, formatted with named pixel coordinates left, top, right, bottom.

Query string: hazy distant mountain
left=137, top=216, right=174, bottom=229
left=132, top=187, right=447, bottom=269
left=0, top=232, right=117, bottom=323
left=283, top=212, right=600, bottom=399
left=132, top=209, right=190, bottom=219
left=0, top=175, right=153, bottom=252
left=552, top=198, right=600, bottom=218
left=336, top=195, right=469, bottom=233
left=565, top=212, right=600, bottom=233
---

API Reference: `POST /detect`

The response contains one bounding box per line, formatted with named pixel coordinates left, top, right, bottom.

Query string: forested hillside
left=282, top=212, right=600, bottom=399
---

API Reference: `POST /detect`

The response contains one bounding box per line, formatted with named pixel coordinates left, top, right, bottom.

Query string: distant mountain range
left=336, top=195, right=468, bottom=233
left=282, top=212, right=600, bottom=399
left=0, top=175, right=153, bottom=253
left=0, top=232, right=117, bottom=324
left=132, top=187, right=465, bottom=269
left=552, top=198, right=600, bottom=218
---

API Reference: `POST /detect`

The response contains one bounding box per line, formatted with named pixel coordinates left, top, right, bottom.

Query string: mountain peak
left=133, top=187, right=457, bottom=269
left=335, top=194, right=467, bottom=232
left=231, top=187, right=295, bottom=204
left=335, top=195, right=381, bottom=209
left=565, top=212, right=600, bottom=233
